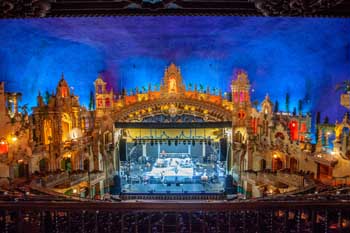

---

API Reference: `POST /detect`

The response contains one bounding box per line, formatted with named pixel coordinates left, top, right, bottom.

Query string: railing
left=242, top=170, right=306, bottom=188
left=0, top=198, right=350, bottom=233
left=42, top=172, right=69, bottom=188
left=309, top=153, right=338, bottom=167
left=69, top=172, right=88, bottom=186
left=275, top=171, right=305, bottom=187
left=89, top=172, right=105, bottom=186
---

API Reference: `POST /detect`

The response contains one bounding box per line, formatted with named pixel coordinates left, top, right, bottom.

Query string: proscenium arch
left=114, top=98, right=233, bottom=122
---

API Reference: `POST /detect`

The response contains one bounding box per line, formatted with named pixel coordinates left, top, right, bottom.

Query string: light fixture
left=11, top=136, right=18, bottom=142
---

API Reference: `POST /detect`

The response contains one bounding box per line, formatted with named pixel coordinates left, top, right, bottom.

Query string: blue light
left=0, top=16, right=349, bottom=124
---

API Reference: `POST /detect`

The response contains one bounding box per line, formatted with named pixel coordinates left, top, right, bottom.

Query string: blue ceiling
left=0, top=16, right=349, bottom=124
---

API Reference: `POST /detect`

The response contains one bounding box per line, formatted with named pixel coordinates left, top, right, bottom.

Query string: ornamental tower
left=94, top=74, right=114, bottom=117
left=231, top=70, right=251, bottom=128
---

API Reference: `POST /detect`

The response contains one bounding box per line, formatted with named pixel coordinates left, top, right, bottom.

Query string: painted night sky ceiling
left=0, top=17, right=350, bottom=123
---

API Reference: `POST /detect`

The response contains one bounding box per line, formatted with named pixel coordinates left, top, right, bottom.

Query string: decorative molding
left=1, top=0, right=51, bottom=18
left=1, top=0, right=350, bottom=18
left=250, top=0, right=345, bottom=16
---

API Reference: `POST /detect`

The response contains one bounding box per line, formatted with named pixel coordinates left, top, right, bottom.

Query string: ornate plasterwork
left=114, top=98, right=232, bottom=122
left=160, top=63, right=186, bottom=97
left=1, top=0, right=347, bottom=18
left=1, top=0, right=51, bottom=18
left=250, top=0, right=344, bottom=16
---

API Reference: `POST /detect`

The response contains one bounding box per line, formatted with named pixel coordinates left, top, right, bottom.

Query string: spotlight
left=168, top=140, right=171, bottom=146
left=183, top=140, right=186, bottom=145
left=134, top=140, right=137, bottom=146
left=208, top=140, right=211, bottom=146
left=175, top=140, right=178, bottom=146
left=192, top=139, right=195, bottom=146
left=150, top=140, right=154, bottom=146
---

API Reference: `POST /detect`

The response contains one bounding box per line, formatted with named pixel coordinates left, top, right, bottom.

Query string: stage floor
left=121, top=182, right=225, bottom=194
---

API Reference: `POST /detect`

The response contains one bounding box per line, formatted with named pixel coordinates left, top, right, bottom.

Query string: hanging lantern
left=0, top=138, right=9, bottom=154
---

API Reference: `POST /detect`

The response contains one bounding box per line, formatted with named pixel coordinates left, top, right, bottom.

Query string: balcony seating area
left=1, top=198, right=350, bottom=233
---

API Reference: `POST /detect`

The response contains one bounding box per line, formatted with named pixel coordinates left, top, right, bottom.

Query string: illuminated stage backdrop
left=0, top=17, right=350, bottom=123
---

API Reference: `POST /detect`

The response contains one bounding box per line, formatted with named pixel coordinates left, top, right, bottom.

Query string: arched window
left=289, top=120, right=299, bottom=141
left=0, top=138, right=9, bottom=154
left=97, top=98, right=103, bottom=107
left=61, top=86, right=68, bottom=97
left=105, top=98, right=111, bottom=107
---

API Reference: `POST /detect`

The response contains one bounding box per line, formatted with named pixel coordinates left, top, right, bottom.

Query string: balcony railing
left=0, top=198, right=350, bottom=233
left=41, top=172, right=69, bottom=188
left=242, top=170, right=306, bottom=189
left=309, top=153, right=338, bottom=167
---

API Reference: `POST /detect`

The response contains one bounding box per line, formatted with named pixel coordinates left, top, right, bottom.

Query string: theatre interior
left=2, top=3, right=350, bottom=231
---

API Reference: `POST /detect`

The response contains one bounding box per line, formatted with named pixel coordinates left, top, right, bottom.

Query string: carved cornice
left=115, top=97, right=233, bottom=122
left=1, top=0, right=350, bottom=18
left=250, top=0, right=345, bottom=16
left=1, top=0, right=51, bottom=18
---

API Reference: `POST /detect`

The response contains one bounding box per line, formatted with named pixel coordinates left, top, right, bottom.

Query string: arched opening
left=272, top=157, right=283, bottom=171
left=43, top=120, right=52, bottom=145
left=260, top=159, right=266, bottom=171
left=17, top=161, right=29, bottom=178
left=0, top=138, right=9, bottom=155
left=288, top=120, right=299, bottom=141
left=83, top=159, right=90, bottom=171
left=234, top=131, right=242, bottom=142
left=275, top=132, right=285, bottom=140
left=61, top=157, right=72, bottom=172
left=61, top=113, right=72, bottom=142
left=290, top=157, right=298, bottom=172
left=39, top=158, right=49, bottom=173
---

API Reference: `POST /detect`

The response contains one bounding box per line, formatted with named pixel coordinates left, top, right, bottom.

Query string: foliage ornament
left=249, top=0, right=344, bottom=16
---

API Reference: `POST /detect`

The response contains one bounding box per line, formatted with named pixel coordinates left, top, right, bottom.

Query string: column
left=316, top=130, right=323, bottom=152
left=142, top=144, right=147, bottom=157
left=158, top=142, right=160, bottom=158
left=202, top=141, right=206, bottom=158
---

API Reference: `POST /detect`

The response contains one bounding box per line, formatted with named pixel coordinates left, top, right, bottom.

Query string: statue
left=169, top=77, right=177, bottom=93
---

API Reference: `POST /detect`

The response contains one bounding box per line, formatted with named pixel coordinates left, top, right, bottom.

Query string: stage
left=120, top=143, right=227, bottom=194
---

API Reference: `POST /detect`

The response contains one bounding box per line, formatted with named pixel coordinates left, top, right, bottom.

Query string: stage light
left=192, top=139, right=195, bottom=146
left=168, top=140, right=171, bottom=146
left=208, top=140, right=211, bottom=146
left=175, top=140, right=178, bottom=146
left=183, top=140, right=186, bottom=145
